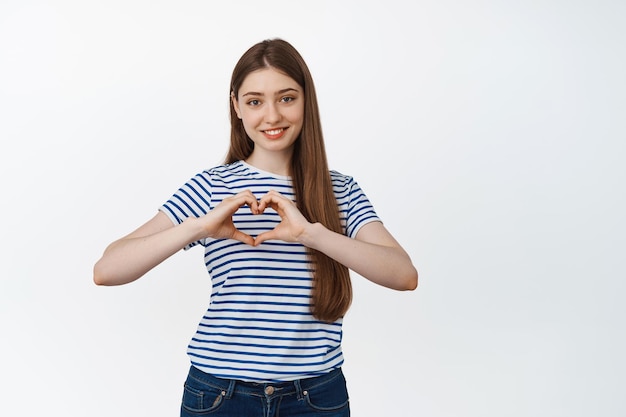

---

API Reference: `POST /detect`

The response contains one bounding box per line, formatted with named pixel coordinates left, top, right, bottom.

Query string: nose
left=264, top=102, right=282, bottom=124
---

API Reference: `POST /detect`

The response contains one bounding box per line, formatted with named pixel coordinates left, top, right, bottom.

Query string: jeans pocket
left=303, top=373, right=350, bottom=412
left=181, top=381, right=225, bottom=415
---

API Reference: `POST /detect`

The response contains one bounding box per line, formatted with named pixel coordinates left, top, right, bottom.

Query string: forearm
left=299, top=222, right=418, bottom=290
left=93, top=218, right=204, bottom=286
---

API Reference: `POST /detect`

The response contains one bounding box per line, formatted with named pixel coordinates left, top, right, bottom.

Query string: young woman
left=94, top=38, right=418, bottom=417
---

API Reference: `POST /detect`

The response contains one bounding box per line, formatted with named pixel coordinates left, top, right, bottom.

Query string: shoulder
left=189, top=161, right=251, bottom=184
left=202, top=161, right=246, bottom=177
left=330, top=169, right=365, bottom=201
left=329, top=169, right=356, bottom=188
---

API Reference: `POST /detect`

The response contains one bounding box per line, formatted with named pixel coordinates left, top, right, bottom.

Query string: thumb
left=231, top=230, right=255, bottom=246
left=253, top=230, right=277, bottom=246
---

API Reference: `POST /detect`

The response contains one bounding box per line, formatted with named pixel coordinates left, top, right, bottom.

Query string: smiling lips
left=263, top=128, right=287, bottom=139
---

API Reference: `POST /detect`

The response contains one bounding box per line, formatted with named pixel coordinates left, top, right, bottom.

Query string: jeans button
left=265, top=386, right=275, bottom=395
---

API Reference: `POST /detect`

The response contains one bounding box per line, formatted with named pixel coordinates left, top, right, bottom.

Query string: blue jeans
left=180, top=366, right=350, bottom=417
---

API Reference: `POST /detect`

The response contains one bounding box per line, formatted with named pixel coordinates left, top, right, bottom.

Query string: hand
left=254, top=190, right=311, bottom=246
left=199, top=190, right=259, bottom=245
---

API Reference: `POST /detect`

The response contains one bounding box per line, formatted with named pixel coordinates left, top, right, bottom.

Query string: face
left=232, top=67, right=304, bottom=160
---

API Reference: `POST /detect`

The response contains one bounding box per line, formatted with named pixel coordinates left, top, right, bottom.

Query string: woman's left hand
left=254, top=190, right=311, bottom=245
left=254, top=191, right=418, bottom=290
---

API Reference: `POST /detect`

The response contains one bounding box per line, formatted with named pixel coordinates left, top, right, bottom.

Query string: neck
left=245, top=150, right=292, bottom=176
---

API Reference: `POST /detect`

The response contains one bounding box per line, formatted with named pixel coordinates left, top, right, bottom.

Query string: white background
left=1, top=1, right=625, bottom=416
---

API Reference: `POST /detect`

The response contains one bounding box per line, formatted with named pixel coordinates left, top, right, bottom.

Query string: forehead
left=239, top=67, right=301, bottom=94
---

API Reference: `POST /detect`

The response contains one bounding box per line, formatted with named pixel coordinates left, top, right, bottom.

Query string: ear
left=231, top=92, right=242, bottom=119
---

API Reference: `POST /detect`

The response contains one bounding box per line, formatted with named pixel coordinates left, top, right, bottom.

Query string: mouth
left=262, top=127, right=287, bottom=139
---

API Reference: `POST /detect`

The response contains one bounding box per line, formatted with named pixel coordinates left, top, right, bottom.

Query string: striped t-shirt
left=159, top=160, right=380, bottom=382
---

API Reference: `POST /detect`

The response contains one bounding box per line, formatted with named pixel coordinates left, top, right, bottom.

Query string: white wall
left=1, top=1, right=625, bottom=416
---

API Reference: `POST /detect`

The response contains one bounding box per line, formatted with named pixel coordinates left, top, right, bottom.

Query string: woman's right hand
left=197, top=190, right=259, bottom=245
left=93, top=190, right=259, bottom=286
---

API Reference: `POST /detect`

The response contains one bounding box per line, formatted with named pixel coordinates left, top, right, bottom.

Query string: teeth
left=265, top=129, right=283, bottom=135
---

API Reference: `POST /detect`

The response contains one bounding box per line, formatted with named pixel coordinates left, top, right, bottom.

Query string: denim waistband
left=186, top=365, right=344, bottom=400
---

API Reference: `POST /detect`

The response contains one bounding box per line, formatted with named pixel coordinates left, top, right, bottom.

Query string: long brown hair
left=225, top=38, right=351, bottom=322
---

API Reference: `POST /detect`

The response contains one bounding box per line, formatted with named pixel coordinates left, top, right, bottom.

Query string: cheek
left=241, top=121, right=256, bottom=138
left=286, top=106, right=305, bottom=124
left=240, top=116, right=264, bottom=140
left=240, top=112, right=260, bottom=129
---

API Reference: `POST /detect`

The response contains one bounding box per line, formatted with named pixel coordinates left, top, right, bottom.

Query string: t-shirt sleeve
left=343, top=177, right=381, bottom=238
left=158, top=172, right=213, bottom=250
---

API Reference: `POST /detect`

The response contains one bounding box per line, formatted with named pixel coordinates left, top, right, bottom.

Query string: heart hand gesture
left=254, top=190, right=310, bottom=246
left=201, top=189, right=310, bottom=246
left=199, top=190, right=260, bottom=246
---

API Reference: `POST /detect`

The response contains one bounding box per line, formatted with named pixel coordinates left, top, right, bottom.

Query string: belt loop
left=225, top=378, right=236, bottom=399
left=293, top=378, right=304, bottom=400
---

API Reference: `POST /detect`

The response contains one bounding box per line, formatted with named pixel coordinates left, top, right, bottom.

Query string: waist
left=187, top=365, right=345, bottom=398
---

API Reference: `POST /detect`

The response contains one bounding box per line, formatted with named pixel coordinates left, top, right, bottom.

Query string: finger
left=258, top=191, right=288, bottom=211
left=240, top=190, right=260, bottom=213
left=231, top=229, right=255, bottom=246
left=253, top=230, right=278, bottom=246
left=257, top=191, right=271, bottom=209
left=225, top=191, right=259, bottom=213
left=247, top=197, right=260, bottom=214
left=257, top=199, right=277, bottom=214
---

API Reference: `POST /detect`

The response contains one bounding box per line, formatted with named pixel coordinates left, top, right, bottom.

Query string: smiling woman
left=231, top=68, right=304, bottom=171
left=93, top=38, right=417, bottom=417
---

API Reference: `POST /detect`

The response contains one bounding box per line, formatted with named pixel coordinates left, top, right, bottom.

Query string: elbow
left=93, top=274, right=106, bottom=286
left=406, top=279, right=418, bottom=291
left=402, top=267, right=418, bottom=291
left=93, top=268, right=107, bottom=286
left=93, top=259, right=139, bottom=286
left=383, top=265, right=418, bottom=292
left=93, top=261, right=114, bottom=286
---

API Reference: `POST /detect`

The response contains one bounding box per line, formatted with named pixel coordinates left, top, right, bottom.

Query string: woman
left=94, top=38, right=417, bottom=417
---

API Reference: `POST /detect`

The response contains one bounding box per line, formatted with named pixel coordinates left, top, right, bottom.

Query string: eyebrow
left=241, top=87, right=300, bottom=98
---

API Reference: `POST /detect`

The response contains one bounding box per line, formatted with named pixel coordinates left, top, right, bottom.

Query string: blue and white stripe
left=160, top=161, right=380, bottom=382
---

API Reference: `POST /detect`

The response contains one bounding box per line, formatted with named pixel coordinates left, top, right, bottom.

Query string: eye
left=280, top=96, right=295, bottom=103
left=247, top=99, right=261, bottom=106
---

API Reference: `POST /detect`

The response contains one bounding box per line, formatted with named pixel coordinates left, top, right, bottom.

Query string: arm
left=93, top=191, right=260, bottom=286
left=93, top=211, right=200, bottom=286
left=301, top=221, right=417, bottom=291
left=255, top=191, right=418, bottom=291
